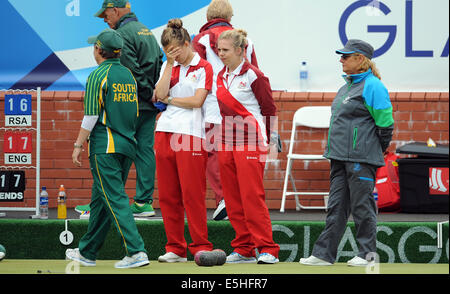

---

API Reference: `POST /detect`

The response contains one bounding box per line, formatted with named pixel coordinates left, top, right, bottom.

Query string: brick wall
left=0, top=91, right=448, bottom=210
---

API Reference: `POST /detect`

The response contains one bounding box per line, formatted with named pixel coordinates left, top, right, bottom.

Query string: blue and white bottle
left=299, top=61, right=308, bottom=92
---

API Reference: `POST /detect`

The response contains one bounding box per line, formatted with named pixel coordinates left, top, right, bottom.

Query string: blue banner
left=0, top=0, right=209, bottom=90
left=1, top=0, right=448, bottom=92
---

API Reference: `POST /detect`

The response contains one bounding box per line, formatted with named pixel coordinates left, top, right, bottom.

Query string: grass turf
left=0, top=259, right=448, bottom=275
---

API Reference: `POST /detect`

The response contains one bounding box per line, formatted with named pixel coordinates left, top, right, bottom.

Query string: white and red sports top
left=215, top=60, right=276, bottom=147
left=193, top=19, right=258, bottom=125
left=155, top=53, right=213, bottom=139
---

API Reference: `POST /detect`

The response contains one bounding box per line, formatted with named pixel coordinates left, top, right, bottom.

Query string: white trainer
left=257, top=253, right=279, bottom=264
left=65, top=248, right=96, bottom=267
left=347, top=256, right=371, bottom=267
left=226, top=252, right=257, bottom=264
left=115, top=252, right=149, bottom=269
left=158, top=252, right=187, bottom=263
left=79, top=211, right=90, bottom=219
left=299, top=255, right=332, bottom=266
left=213, top=199, right=228, bottom=221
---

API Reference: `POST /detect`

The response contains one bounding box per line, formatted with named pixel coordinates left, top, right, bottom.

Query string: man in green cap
left=76, top=0, right=163, bottom=218
left=67, top=29, right=149, bottom=269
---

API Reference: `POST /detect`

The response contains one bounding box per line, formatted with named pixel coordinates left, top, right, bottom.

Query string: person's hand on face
left=164, top=45, right=182, bottom=64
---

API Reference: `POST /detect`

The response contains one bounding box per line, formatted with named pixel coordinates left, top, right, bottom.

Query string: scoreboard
left=3, top=132, right=32, bottom=164
left=4, top=94, right=32, bottom=126
left=1, top=93, right=33, bottom=203
left=0, top=170, right=26, bottom=201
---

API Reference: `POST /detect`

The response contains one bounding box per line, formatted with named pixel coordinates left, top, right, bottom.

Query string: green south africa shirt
left=84, top=58, right=139, bottom=160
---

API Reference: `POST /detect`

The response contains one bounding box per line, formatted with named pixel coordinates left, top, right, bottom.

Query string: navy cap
left=336, top=39, right=374, bottom=60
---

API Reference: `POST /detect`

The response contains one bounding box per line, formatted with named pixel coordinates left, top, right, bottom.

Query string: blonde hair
left=161, top=18, right=191, bottom=47
left=218, top=29, right=247, bottom=55
left=359, top=56, right=381, bottom=80
left=207, top=0, right=233, bottom=21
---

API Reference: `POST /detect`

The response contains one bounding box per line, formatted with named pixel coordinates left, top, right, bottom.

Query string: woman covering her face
left=154, top=18, right=214, bottom=263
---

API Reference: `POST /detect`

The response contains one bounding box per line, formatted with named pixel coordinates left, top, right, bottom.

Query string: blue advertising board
left=0, top=0, right=209, bottom=91
left=0, top=0, right=448, bottom=92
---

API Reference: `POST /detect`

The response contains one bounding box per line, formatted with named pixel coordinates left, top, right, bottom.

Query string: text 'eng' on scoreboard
left=3, top=132, right=33, bottom=165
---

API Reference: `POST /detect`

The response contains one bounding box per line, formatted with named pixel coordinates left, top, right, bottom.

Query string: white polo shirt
left=155, top=53, right=213, bottom=139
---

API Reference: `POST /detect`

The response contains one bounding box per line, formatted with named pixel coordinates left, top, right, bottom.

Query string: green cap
left=87, top=29, right=124, bottom=53
left=94, top=0, right=131, bottom=18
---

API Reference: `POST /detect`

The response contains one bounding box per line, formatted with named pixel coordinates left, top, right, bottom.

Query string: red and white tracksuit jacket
left=193, top=18, right=258, bottom=125
left=193, top=19, right=259, bottom=205
left=215, top=60, right=280, bottom=258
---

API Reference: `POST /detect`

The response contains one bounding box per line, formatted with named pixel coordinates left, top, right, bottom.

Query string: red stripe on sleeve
left=187, top=59, right=213, bottom=91
left=250, top=67, right=277, bottom=139
left=202, top=60, right=213, bottom=91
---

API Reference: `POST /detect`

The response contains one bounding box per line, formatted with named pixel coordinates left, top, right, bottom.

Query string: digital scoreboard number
left=3, top=132, right=33, bottom=165
left=4, top=94, right=32, bottom=126
left=0, top=170, right=26, bottom=202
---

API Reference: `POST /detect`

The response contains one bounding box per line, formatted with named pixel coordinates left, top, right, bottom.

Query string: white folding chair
left=280, top=106, right=332, bottom=212
left=437, top=221, right=449, bottom=249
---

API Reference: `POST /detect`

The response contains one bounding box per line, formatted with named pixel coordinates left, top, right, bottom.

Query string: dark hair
left=161, top=18, right=191, bottom=47
left=99, top=48, right=121, bottom=59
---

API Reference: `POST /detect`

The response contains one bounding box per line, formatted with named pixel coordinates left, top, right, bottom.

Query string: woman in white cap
left=300, top=39, right=394, bottom=267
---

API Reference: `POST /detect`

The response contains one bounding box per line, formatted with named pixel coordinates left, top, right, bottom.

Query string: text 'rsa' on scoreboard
left=4, top=94, right=32, bottom=126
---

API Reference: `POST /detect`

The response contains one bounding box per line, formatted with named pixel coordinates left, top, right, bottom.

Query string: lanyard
left=223, top=72, right=238, bottom=90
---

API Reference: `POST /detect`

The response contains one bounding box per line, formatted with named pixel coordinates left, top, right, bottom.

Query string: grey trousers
left=312, top=160, right=378, bottom=264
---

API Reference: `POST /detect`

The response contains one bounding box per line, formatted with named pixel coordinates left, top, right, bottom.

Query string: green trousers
left=79, top=153, right=147, bottom=260
left=134, top=110, right=157, bottom=204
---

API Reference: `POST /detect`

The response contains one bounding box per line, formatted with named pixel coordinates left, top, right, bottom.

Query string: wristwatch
left=167, top=96, right=174, bottom=105
left=74, top=143, right=83, bottom=149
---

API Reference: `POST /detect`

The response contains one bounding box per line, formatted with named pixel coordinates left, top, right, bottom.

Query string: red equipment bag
left=376, top=152, right=401, bottom=212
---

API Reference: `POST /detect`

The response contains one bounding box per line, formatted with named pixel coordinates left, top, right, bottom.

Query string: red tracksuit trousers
left=155, top=132, right=213, bottom=257
left=218, top=144, right=280, bottom=258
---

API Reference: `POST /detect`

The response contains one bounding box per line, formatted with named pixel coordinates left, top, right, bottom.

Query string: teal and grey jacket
left=324, top=69, right=394, bottom=167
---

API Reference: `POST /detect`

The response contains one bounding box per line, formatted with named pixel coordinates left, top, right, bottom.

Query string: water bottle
left=299, top=61, right=309, bottom=92
left=39, top=187, right=49, bottom=219
left=373, top=186, right=379, bottom=214
left=57, top=185, right=67, bottom=219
